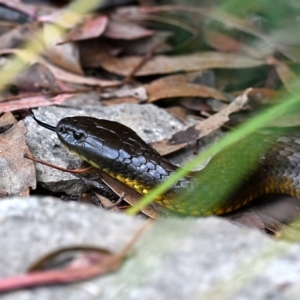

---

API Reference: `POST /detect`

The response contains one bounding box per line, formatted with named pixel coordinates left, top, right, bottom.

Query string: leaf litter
left=0, top=1, right=299, bottom=289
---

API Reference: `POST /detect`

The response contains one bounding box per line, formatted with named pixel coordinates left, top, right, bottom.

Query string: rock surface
left=1, top=197, right=300, bottom=300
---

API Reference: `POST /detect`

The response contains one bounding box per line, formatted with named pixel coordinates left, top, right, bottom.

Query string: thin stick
left=24, top=153, right=93, bottom=174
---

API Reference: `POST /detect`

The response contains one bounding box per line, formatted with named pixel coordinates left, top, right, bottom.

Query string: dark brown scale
left=56, top=116, right=300, bottom=216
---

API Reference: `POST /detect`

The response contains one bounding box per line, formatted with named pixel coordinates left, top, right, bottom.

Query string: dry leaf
left=65, top=14, right=108, bottom=42
left=0, top=111, right=17, bottom=129
left=94, top=193, right=122, bottom=213
left=203, top=28, right=241, bottom=53
left=12, top=62, right=59, bottom=93
left=82, top=50, right=265, bottom=76
left=145, top=74, right=228, bottom=102
left=98, top=170, right=160, bottom=219
left=0, top=120, right=36, bottom=196
left=151, top=89, right=250, bottom=156
left=43, top=24, right=83, bottom=75
left=0, top=93, right=72, bottom=113
left=38, top=57, right=119, bottom=87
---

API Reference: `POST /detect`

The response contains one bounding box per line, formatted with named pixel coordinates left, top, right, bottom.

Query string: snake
left=31, top=114, right=300, bottom=216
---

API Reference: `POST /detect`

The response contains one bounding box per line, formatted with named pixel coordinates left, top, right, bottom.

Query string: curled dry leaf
left=82, top=50, right=265, bottom=76
left=0, top=119, right=36, bottom=196
left=151, top=89, right=250, bottom=156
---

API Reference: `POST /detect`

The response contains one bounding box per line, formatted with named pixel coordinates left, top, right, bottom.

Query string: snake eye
left=73, top=131, right=84, bottom=140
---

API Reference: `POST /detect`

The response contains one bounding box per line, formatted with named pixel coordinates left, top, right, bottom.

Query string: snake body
left=50, top=116, right=300, bottom=216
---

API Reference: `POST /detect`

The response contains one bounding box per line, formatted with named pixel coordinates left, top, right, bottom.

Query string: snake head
left=56, top=116, right=176, bottom=187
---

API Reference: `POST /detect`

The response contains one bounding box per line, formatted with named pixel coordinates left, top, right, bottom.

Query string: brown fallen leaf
left=165, top=106, right=187, bottom=124
left=81, top=50, right=266, bottom=76
left=151, top=89, right=251, bottom=156
left=0, top=48, right=120, bottom=88
left=94, top=193, right=122, bottom=213
left=146, top=73, right=228, bottom=102
left=203, top=28, right=241, bottom=53
left=0, top=93, right=72, bottom=113
left=65, top=14, right=108, bottom=42
left=12, top=62, right=60, bottom=94
left=0, top=120, right=36, bottom=196
left=98, top=170, right=160, bottom=219
left=43, top=24, right=83, bottom=75
left=0, top=220, right=153, bottom=293
left=38, top=57, right=119, bottom=87
left=0, top=111, right=17, bottom=130
left=103, top=72, right=228, bottom=105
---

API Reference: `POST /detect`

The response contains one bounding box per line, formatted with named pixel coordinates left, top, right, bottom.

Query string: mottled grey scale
left=156, top=164, right=170, bottom=176
left=119, top=148, right=131, bottom=159
left=124, top=158, right=132, bottom=164
left=139, top=164, right=148, bottom=172
left=149, top=169, right=161, bottom=180
left=132, top=157, right=141, bottom=167
left=138, top=155, right=147, bottom=164
left=146, top=162, right=155, bottom=170
left=126, top=164, right=136, bottom=173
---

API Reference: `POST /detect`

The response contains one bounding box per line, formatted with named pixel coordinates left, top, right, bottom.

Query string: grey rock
left=24, top=103, right=187, bottom=193
left=1, top=197, right=300, bottom=300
